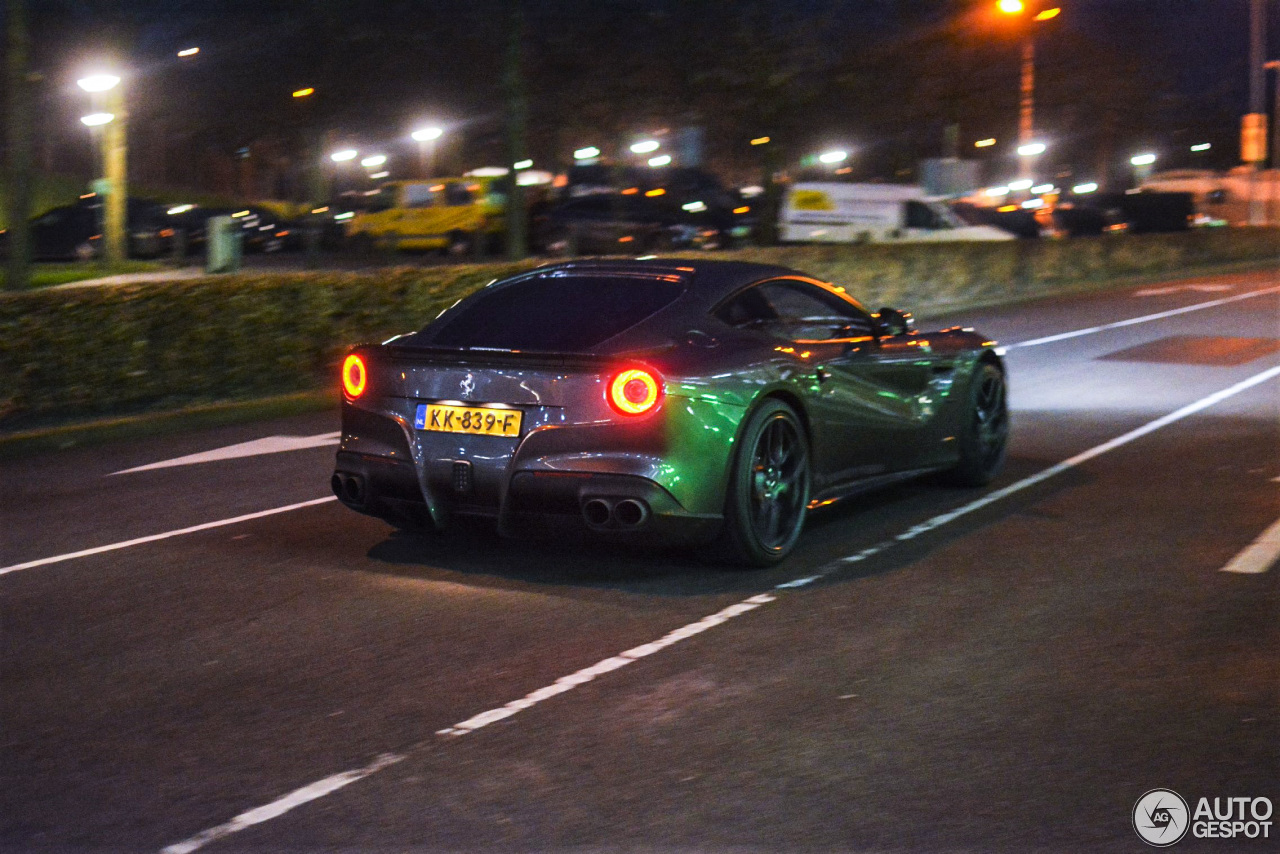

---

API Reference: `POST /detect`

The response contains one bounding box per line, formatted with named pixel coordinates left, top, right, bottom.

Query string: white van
left=780, top=182, right=1013, bottom=243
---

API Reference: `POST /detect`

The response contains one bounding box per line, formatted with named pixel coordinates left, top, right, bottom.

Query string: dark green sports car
left=333, top=258, right=1008, bottom=565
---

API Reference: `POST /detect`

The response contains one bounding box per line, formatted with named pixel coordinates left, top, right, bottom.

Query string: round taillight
left=608, top=368, right=662, bottom=415
left=342, top=354, right=367, bottom=398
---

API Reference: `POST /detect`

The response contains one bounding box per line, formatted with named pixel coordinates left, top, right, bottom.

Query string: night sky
left=10, top=0, right=1279, bottom=194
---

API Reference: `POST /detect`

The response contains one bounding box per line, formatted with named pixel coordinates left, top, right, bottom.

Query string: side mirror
left=877, top=307, right=915, bottom=337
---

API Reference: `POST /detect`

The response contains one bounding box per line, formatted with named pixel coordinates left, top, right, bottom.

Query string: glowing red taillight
left=608, top=368, right=662, bottom=415
left=342, top=354, right=367, bottom=398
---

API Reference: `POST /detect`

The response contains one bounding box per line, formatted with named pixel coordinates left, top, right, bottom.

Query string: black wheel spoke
left=744, top=412, right=810, bottom=551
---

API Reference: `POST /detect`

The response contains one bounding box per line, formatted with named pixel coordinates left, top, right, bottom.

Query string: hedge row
left=1, top=229, right=1276, bottom=426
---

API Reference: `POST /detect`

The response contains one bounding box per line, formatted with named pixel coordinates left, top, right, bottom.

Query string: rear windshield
left=414, top=272, right=685, bottom=352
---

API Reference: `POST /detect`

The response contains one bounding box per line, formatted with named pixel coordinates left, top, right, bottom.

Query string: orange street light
left=997, top=0, right=1024, bottom=12
left=292, top=87, right=315, bottom=99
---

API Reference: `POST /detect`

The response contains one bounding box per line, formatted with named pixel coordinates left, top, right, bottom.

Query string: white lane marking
left=111, top=432, right=341, bottom=475
left=0, top=497, right=337, bottom=577
left=159, top=364, right=1280, bottom=853
left=1220, top=516, right=1280, bottom=574
left=1008, top=284, right=1280, bottom=349
left=1133, top=284, right=1233, bottom=296
left=436, top=594, right=777, bottom=736
left=160, top=753, right=404, bottom=854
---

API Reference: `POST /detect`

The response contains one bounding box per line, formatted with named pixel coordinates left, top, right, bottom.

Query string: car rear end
left=333, top=265, right=741, bottom=543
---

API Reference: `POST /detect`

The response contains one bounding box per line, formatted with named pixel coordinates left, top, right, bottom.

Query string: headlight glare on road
left=342, top=354, right=367, bottom=399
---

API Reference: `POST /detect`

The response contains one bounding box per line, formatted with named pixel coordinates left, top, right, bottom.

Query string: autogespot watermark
left=1133, top=789, right=1274, bottom=846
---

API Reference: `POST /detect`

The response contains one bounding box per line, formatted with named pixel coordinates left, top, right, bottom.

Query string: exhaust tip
left=614, top=498, right=649, bottom=528
left=582, top=498, right=612, bottom=528
left=334, top=472, right=366, bottom=505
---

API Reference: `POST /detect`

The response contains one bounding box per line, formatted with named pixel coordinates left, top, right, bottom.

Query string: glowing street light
left=77, top=74, right=121, bottom=93
left=1190, top=143, right=1212, bottom=152
left=80, top=113, right=115, bottom=127
left=330, top=149, right=358, bottom=163
left=1007, top=178, right=1034, bottom=191
left=411, top=127, right=443, bottom=142
left=1130, top=152, right=1157, bottom=184
left=630, top=140, right=660, bottom=154
left=573, top=146, right=601, bottom=161
left=1017, top=142, right=1046, bottom=156
left=177, top=47, right=200, bottom=58
left=513, top=159, right=534, bottom=170
left=997, top=0, right=1023, bottom=12
left=360, top=154, right=387, bottom=168
left=1072, top=182, right=1099, bottom=194
left=974, top=138, right=997, bottom=148
left=750, top=136, right=771, bottom=146
left=648, top=155, right=672, bottom=167
left=818, top=150, right=848, bottom=164
left=292, top=87, right=315, bottom=99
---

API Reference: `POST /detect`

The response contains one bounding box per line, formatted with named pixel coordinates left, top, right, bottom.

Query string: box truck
left=780, top=183, right=1013, bottom=243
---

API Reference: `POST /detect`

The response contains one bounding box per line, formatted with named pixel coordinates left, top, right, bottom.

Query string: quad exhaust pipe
left=581, top=497, right=650, bottom=530
left=331, top=472, right=366, bottom=505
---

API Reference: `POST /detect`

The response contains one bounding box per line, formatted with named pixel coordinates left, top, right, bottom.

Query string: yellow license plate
left=416, top=403, right=522, bottom=437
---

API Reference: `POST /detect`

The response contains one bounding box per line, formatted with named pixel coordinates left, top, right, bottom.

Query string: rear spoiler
left=382, top=343, right=607, bottom=369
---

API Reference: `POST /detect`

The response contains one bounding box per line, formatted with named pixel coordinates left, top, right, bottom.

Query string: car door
left=730, top=278, right=933, bottom=482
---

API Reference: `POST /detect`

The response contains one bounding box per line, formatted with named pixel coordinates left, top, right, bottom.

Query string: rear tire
left=944, top=362, right=1008, bottom=487
left=445, top=230, right=473, bottom=257
left=710, top=399, right=811, bottom=566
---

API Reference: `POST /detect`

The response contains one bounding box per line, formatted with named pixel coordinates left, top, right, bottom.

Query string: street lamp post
left=997, top=2, right=1059, bottom=183
left=78, top=72, right=126, bottom=264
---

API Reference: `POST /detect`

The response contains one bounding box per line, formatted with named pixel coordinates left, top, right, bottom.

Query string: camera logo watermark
left=1134, top=789, right=1190, bottom=847
left=1134, top=790, right=1274, bottom=846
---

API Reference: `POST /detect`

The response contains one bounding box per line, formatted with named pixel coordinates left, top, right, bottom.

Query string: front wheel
left=712, top=399, right=811, bottom=566
left=944, top=362, right=1009, bottom=487
left=444, top=230, right=473, bottom=257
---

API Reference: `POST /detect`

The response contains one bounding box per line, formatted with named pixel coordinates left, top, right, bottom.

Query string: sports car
left=332, top=258, right=1008, bottom=565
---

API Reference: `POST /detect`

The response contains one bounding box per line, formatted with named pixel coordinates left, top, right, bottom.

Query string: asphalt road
left=3, top=268, right=1278, bottom=853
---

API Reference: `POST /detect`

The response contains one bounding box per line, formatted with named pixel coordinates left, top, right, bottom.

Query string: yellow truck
left=345, top=178, right=503, bottom=254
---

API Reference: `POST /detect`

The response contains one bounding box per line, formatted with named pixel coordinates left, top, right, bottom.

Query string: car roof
left=528, top=258, right=812, bottom=303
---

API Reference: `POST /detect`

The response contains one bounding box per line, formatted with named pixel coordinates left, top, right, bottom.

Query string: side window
left=906, top=200, right=941, bottom=230
left=402, top=184, right=438, bottom=208
left=715, top=280, right=874, bottom=340
left=444, top=183, right=473, bottom=206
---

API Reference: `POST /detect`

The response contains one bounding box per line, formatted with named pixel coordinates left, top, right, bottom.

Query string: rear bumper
left=333, top=450, right=721, bottom=545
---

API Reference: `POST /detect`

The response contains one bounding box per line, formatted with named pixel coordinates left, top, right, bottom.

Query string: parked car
left=332, top=258, right=1008, bottom=565
left=164, top=204, right=290, bottom=254
left=531, top=193, right=749, bottom=254
left=11, top=198, right=171, bottom=261
left=345, top=178, right=503, bottom=254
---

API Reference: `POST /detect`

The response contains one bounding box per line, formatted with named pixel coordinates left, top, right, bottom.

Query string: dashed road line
left=0, top=497, right=337, bottom=577
left=1008, top=284, right=1280, bottom=349
left=1220, top=515, right=1280, bottom=575
left=111, top=432, right=341, bottom=475
left=159, top=363, right=1280, bottom=854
